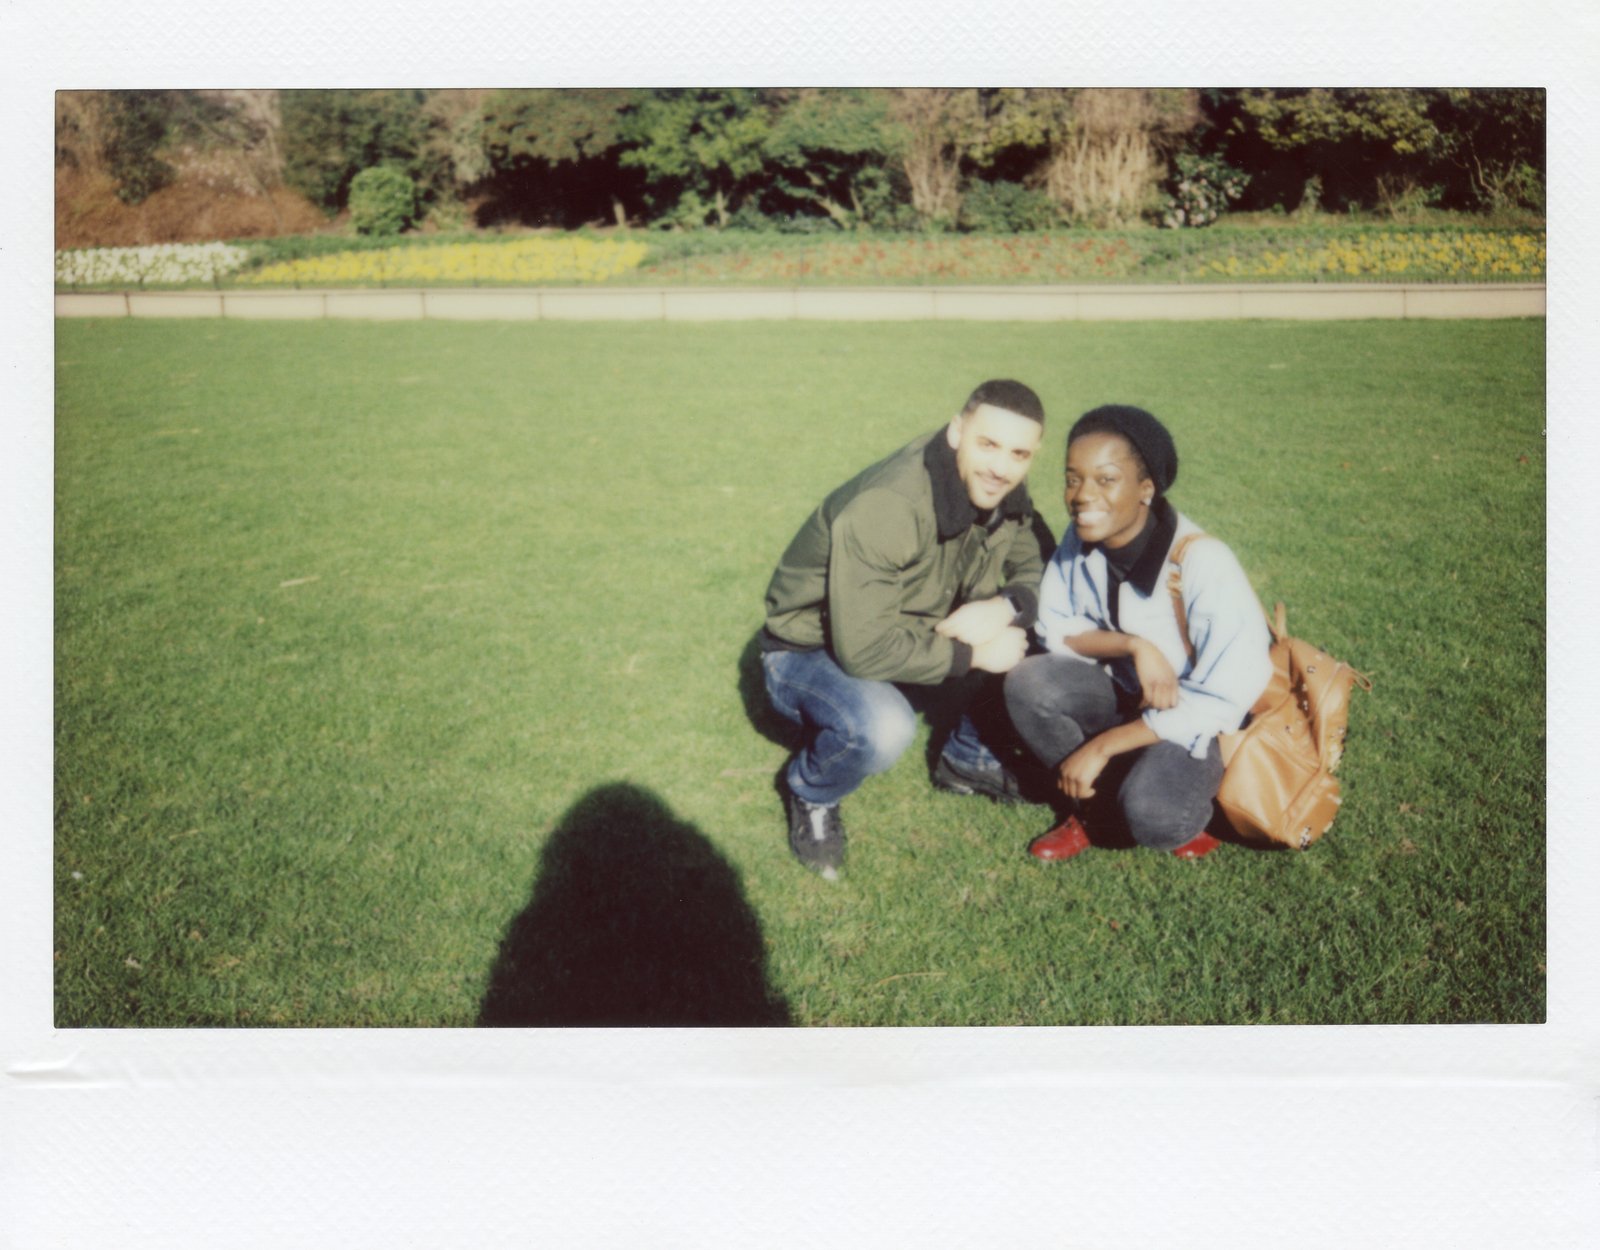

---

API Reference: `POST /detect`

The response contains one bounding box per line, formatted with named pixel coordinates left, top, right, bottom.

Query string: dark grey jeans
left=1003, top=652, right=1223, bottom=851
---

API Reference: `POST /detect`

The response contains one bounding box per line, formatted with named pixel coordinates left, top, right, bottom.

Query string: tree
left=482, top=88, right=635, bottom=166
left=1228, top=88, right=1443, bottom=211
left=1038, top=89, right=1198, bottom=226
left=160, top=90, right=292, bottom=228
left=961, top=87, right=1074, bottom=176
left=1220, top=87, right=1544, bottom=214
left=883, top=88, right=983, bottom=228
left=479, top=89, right=639, bottom=226
left=102, top=90, right=176, bottom=204
left=619, top=89, right=773, bottom=228
left=55, top=91, right=114, bottom=175
left=879, top=88, right=1198, bottom=229
left=421, top=88, right=494, bottom=200
left=761, top=88, right=899, bottom=228
left=1428, top=88, right=1545, bottom=212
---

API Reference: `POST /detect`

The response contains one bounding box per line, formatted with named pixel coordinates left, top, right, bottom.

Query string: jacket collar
left=1122, top=497, right=1179, bottom=596
left=923, top=430, right=1034, bottom=540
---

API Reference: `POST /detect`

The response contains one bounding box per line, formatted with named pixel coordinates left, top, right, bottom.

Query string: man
left=760, top=379, right=1054, bottom=878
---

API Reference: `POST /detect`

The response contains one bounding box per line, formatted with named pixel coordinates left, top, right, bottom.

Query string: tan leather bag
left=1167, top=534, right=1371, bottom=850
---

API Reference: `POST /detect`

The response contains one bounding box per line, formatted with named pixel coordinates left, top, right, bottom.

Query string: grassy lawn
left=54, top=317, right=1545, bottom=1027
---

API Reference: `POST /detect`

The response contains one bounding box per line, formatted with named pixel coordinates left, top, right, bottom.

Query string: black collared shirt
left=1087, top=498, right=1177, bottom=628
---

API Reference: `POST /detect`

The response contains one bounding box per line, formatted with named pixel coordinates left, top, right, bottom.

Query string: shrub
left=1373, top=174, right=1444, bottom=221
left=54, top=165, right=328, bottom=249
left=349, top=166, right=416, bottom=235
left=958, top=180, right=1059, bottom=232
left=1473, top=159, right=1545, bottom=215
left=725, top=204, right=839, bottom=234
left=1162, top=152, right=1250, bottom=228
left=280, top=90, right=430, bottom=215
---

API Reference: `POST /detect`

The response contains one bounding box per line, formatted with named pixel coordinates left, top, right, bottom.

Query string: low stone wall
left=55, top=283, right=1546, bottom=322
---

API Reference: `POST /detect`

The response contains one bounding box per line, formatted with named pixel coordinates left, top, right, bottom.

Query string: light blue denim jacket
left=1034, top=505, right=1272, bottom=758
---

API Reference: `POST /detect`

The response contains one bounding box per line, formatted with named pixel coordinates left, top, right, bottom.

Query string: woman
left=1003, top=405, right=1272, bottom=860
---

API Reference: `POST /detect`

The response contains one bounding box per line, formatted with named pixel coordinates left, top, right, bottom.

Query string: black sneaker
left=784, top=789, right=846, bottom=880
left=932, top=753, right=1028, bottom=805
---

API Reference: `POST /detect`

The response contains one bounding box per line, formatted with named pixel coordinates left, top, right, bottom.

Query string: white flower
left=56, top=242, right=252, bottom=288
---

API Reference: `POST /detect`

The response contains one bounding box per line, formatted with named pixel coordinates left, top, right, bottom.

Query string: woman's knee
left=1007, top=654, right=1092, bottom=716
left=1119, top=743, right=1222, bottom=851
left=1120, top=788, right=1204, bottom=851
left=1005, top=654, right=1116, bottom=732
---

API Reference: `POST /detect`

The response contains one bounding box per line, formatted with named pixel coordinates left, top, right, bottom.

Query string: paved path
left=55, top=283, right=1545, bottom=322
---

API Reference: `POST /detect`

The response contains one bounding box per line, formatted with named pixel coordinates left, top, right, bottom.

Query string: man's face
left=947, top=402, right=1043, bottom=511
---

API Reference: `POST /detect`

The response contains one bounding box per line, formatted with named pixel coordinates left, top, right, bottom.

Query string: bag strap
left=1165, top=532, right=1209, bottom=664
left=1169, top=534, right=1290, bottom=654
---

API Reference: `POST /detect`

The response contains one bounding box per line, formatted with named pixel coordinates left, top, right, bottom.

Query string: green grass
left=54, top=318, right=1545, bottom=1026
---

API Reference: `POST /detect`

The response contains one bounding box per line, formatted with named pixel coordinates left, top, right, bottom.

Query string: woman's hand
left=1057, top=741, right=1110, bottom=800
left=1130, top=637, right=1179, bottom=710
left=1059, top=721, right=1164, bottom=801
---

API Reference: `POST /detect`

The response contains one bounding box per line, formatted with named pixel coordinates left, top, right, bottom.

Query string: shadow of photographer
left=478, top=782, right=790, bottom=1027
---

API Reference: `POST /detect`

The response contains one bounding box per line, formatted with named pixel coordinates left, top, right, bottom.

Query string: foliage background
left=55, top=88, right=1545, bottom=248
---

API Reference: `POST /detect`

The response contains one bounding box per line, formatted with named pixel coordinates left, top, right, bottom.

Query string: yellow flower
left=241, top=238, right=650, bottom=287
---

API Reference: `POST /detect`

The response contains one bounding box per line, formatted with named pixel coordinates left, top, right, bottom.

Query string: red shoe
left=1172, top=831, right=1221, bottom=860
left=1029, top=815, right=1091, bottom=861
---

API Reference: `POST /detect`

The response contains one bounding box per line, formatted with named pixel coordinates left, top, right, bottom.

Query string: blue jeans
left=761, top=647, right=1003, bottom=806
left=1004, top=652, right=1223, bottom=851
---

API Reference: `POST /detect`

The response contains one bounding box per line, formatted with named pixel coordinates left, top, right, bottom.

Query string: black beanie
left=1068, top=405, right=1179, bottom=496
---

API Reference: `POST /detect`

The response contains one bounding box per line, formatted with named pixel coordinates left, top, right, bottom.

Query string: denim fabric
left=762, top=648, right=1001, bottom=806
left=1005, top=652, right=1223, bottom=850
left=937, top=712, right=1005, bottom=774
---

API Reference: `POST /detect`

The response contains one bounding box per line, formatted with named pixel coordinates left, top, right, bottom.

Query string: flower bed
left=237, top=237, right=649, bottom=286
left=1195, top=230, right=1546, bottom=281
left=55, top=242, right=253, bottom=288
left=55, top=227, right=1546, bottom=292
left=640, top=234, right=1144, bottom=284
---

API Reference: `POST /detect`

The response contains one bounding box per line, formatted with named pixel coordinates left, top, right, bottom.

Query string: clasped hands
left=934, top=596, right=1026, bottom=674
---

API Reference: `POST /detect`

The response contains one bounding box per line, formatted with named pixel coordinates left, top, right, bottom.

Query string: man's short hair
left=962, top=379, right=1045, bottom=425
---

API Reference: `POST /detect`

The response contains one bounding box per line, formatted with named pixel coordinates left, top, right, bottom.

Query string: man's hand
left=1130, top=637, right=1179, bottom=710
left=1057, top=741, right=1110, bottom=801
left=935, top=596, right=1016, bottom=648
left=969, top=625, right=1028, bottom=674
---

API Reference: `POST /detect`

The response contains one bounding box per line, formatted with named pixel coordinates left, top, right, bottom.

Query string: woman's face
left=1065, top=432, right=1154, bottom=549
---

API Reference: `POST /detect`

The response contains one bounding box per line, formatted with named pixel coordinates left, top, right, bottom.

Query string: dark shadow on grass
left=478, top=782, right=791, bottom=1027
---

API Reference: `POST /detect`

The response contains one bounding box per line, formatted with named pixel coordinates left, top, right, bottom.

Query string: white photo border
left=7, top=4, right=1591, bottom=1246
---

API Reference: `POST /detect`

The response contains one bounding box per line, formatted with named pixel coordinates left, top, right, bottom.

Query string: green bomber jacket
left=762, top=429, right=1053, bottom=686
